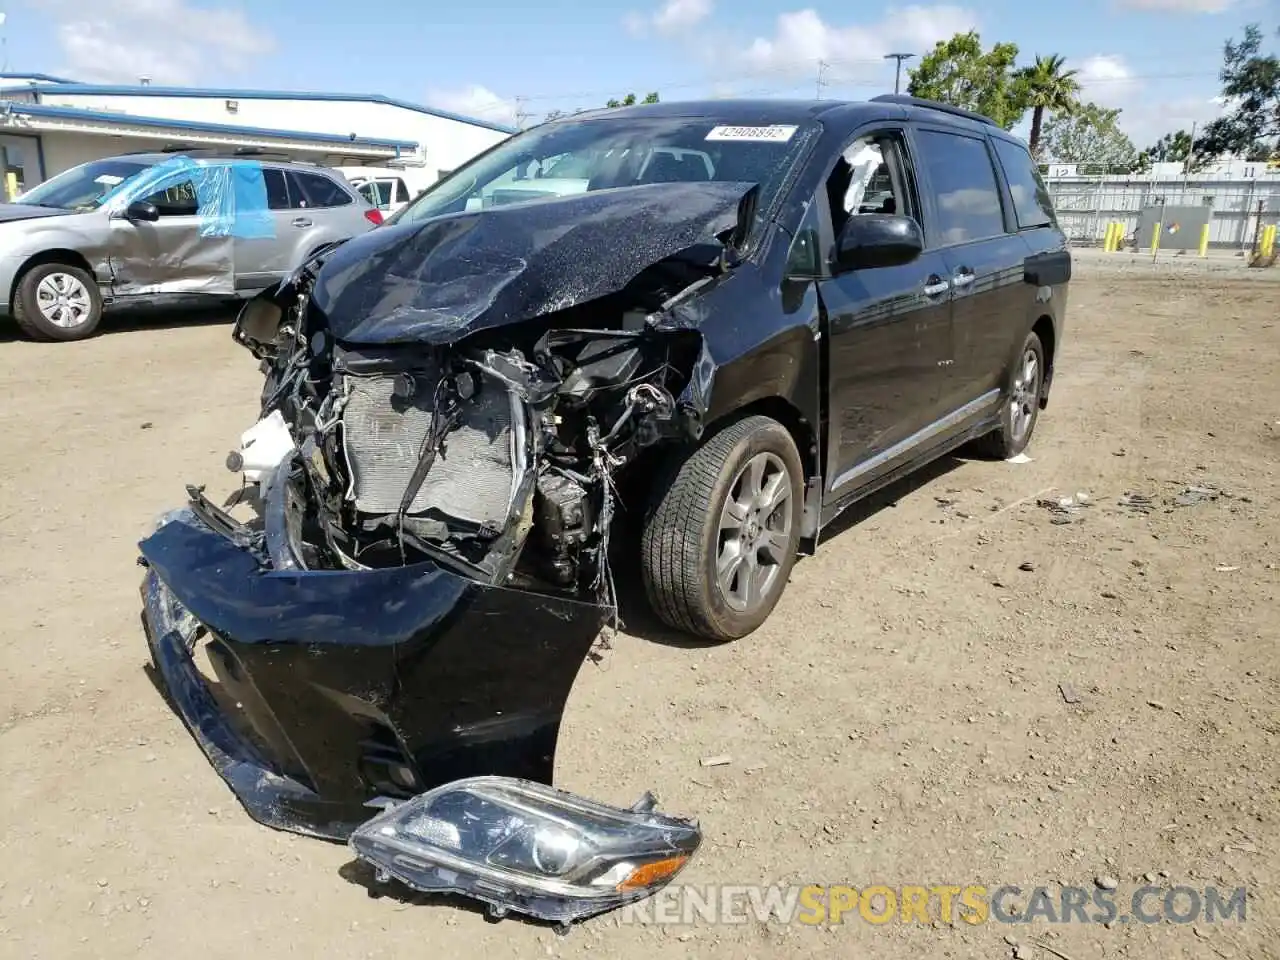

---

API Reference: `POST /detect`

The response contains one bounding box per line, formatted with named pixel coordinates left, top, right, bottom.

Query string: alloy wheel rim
left=1010, top=349, right=1041, bottom=444
left=716, top=451, right=793, bottom=614
left=36, top=273, right=92, bottom=329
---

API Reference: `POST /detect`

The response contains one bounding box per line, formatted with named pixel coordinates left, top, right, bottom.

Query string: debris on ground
left=1037, top=493, right=1092, bottom=524
left=1173, top=484, right=1222, bottom=507
left=1119, top=491, right=1156, bottom=514
left=699, top=755, right=732, bottom=768
left=1215, top=565, right=1240, bottom=572
left=1006, top=452, right=1033, bottom=464
left=1095, top=875, right=1119, bottom=891
left=1019, top=561, right=1036, bottom=572
left=1058, top=683, right=1081, bottom=704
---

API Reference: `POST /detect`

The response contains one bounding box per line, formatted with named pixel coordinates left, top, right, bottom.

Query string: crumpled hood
left=309, top=180, right=757, bottom=346
left=0, top=203, right=75, bottom=224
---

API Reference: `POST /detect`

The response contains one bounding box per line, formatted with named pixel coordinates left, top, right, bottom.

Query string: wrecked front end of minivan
left=140, top=182, right=754, bottom=853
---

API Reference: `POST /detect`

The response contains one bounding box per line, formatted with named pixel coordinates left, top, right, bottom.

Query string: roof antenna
left=140, top=76, right=152, bottom=86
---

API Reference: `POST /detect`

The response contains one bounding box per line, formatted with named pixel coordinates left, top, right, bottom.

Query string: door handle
left=952, top=269, right=975, bottom=288
left=922, top=277, right=950, bottom=297
left=291, top=217, right=313, bottom=228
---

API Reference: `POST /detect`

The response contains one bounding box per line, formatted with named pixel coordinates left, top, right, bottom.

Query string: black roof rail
left=870, top=93, right=997, bottom=128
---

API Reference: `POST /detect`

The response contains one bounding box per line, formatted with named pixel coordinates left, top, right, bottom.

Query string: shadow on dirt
left=616, top=452, right=971, bottom=647
left=0, top=303, right=238, bottom=343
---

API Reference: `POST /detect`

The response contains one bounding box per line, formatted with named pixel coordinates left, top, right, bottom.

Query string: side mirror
left=122, top=200, right=160, bottom=222
left=832, top=214, right=923, bottom=273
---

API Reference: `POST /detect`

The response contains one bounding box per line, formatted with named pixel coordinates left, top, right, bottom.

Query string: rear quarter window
left=992, top=138, right=1057, bottom=230
left=288, top=171, right=353, bottom=208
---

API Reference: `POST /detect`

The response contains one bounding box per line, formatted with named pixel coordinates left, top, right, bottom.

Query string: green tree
left=1016, top=54, right=1080, bottom=157
left=1147, top=129, right=1195, bottom=162
left=1135, top=129, right=1207, bottom=173
left=1040, top=101, right=1139, bottom=172
left=606, top=92, right=660, bottom=108
left=906, top=31, right=1027, bottom=129
left=1196, top=24, right=1279, bottom=161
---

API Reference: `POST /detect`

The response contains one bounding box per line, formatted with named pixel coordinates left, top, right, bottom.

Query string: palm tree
left=1018, top=55, right=1081, bottom=157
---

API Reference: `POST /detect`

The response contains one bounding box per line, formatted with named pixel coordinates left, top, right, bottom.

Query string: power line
left=448, top=67, right=1229, bottom=117
left=442, top=64, right=1228, bottom=120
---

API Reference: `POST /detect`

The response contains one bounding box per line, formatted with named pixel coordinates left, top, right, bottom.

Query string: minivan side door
left=908, top=125, right=1029, bottom=411
left=816, top=127, right=956, bottom=499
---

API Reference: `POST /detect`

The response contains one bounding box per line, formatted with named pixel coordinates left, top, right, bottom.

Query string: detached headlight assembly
left=350, top=776, right=701, bottom=924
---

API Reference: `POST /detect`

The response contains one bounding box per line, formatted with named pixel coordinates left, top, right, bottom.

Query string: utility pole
left=815, top=59, right=828, bottom=100
left=884, top=52, right=915, bottom=95
left=514, top=96, right=530, bottom=130
left=1182, top=120, right=1197, bottom=178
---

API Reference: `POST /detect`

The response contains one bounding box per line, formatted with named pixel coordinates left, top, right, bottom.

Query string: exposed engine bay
left=227, top=182, right=756, bottom=610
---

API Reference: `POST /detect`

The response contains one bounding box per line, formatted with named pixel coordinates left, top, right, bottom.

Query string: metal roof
left=0, top=81, right=517, bottom=134
left=0, top=100, right=419, bottom=152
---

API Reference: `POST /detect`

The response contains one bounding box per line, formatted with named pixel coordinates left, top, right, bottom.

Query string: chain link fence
left=1045, top=173, right=1280, bottom=251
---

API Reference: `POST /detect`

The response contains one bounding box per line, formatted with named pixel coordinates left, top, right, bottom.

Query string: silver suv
left=0, top=151, right=380, bottom=341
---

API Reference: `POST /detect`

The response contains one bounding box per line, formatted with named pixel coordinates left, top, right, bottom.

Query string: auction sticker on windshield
left=705, top=125, right=798, bottom=142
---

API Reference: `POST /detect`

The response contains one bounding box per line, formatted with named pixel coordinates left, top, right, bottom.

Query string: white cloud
left=425, top=84, right=520, bottom=127
left=737, top=6, right=980, bottom=83
left=1076, top=54, right=1137, bottom=97
left=626, top=0, right=713, bottom=37
left=1069, top=53, right=1225, bottom=146
left=1116, top=0, right=1237, bottom=12
left=32, top=0, right=273, bottom=85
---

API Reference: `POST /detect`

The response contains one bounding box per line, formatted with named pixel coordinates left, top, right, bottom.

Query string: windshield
left=16, top=159, right=151, bottom=212
left=390, top=116, right=818, bottom=237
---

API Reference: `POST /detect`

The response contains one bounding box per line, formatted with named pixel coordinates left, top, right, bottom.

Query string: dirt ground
left=1, top=255, right=1277, bottom=960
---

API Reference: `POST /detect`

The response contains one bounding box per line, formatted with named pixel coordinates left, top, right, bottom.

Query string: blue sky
left=1, top=0, right=1270, bottom=145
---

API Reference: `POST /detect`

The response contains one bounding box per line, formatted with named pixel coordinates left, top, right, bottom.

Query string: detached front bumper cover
left=140, top=507, right=608, bottom=840
left=351, top=776, right=701, bottom=925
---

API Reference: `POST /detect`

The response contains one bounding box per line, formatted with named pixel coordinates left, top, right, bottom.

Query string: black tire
left=641, top=414, right=804, bottom=641
left=976, top=330, right=1046, bottom=459
left=12, top=262, right=103, bottom=342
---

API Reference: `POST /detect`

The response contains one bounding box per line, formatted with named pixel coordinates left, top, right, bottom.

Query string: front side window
left=138, top=179, right=199, bottom=217
left=915, top=129, right=1006, bottom=246
left=991, top=138, right=1056, bottom=230
left=393, top=116, right=820, bottom=245
left=16, top=159, right=150, bottom=212
left=823, top=131, right=918, bottom=241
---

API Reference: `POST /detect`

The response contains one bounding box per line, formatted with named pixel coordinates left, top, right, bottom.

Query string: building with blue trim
left=0, top=73, right=515, bottom=196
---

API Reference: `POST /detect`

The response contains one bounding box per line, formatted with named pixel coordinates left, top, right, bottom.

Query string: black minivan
left=141, top=95, right=1070, bottom=838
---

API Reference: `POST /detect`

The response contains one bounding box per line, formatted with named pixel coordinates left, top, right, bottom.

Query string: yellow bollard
left=1262, top=224, right=1277, bottom=258
left=1150, top=222, right=1162, bottom=256
left=1104, top=222, right=1120, bottom=252
left=1198, top=223, right=1210, bottom=258
left=1102, top=223, right=1112, bottom=252
left=3, top=172, right=16, bottom=201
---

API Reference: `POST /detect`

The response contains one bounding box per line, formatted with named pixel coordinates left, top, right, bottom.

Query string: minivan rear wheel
left=977, top=330, right=1045, bottom=459
left=641, top=414, right=804, bottom=641
left=13, top=262, right=104, bottom=341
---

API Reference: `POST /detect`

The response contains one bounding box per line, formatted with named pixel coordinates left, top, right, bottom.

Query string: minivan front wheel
left=641, top=414, right=804, bottom=641
left=13, top=262, right=104, bottom=341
